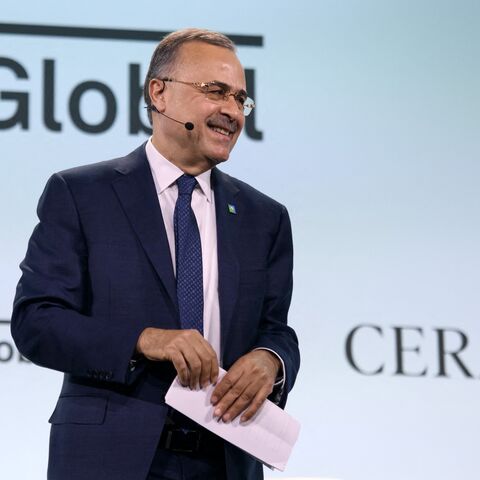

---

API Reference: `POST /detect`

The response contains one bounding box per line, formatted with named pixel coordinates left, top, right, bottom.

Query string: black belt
left=159, top=416, right=223, bottom=455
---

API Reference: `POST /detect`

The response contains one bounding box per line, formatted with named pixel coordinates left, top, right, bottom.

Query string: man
left=11, top=28, right=299, bottom=480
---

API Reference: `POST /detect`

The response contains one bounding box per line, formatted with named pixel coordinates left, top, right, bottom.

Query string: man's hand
left=210, top=350, right=280, bottom=423
left=136, top=327, right=219, bottom=389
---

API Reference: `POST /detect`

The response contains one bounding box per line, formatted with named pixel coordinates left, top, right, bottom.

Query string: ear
left=149, top=78, right=166, bottom=112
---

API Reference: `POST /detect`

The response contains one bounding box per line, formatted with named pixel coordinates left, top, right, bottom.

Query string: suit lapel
left=110, top=152, right=241, bottom=345
left=212, top=168, right=241, bottom=357
left=111, top=145, right=178, bottom=314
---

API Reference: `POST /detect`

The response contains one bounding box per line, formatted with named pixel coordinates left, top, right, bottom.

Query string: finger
left=213, top=377, right=250, bottom=420
left=177, top=330, right=210, bottom=389
left=187, top=335, right=217, bottom=389
left=240, top=385, right=272, bottom=423
left=194, top=341, right=217, bottom=389
left=210, top=366, right=243, bottom=405
left=221, top=383, right=259, bottom=423
left=182, top=348, right=202, bottom=389
left=200, top=342, right=219, bottom=386
left=169, top=350, right=190, bottom=386
left=210, top=356, right=219, bottom=385
left=198, top=355, right=212, bottom=389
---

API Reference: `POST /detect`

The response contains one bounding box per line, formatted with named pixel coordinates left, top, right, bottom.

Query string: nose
left=227, top=93, right=243, bottom=109
left=220, top=94, right=244, bottom=123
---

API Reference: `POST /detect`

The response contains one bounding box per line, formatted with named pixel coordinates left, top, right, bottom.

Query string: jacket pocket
left=49, top=395, right=107, bottom=425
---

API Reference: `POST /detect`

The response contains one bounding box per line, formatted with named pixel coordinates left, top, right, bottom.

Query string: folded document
left=165, top=369, right=300, bottom=471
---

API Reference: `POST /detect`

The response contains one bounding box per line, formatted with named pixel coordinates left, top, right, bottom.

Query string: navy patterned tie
left=174, top=174, right=203, bottom=335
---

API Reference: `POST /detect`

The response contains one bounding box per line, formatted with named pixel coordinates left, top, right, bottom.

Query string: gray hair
left=144, top=28, right=236, bottom=124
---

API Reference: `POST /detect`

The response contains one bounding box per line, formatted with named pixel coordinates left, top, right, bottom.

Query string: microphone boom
left=148, top=106, right=195, bottom=131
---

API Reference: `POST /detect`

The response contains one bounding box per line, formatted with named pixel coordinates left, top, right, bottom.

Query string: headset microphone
left=148, top=105, right=194, bottom=131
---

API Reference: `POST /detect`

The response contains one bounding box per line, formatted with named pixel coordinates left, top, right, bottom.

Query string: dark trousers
left=147, top=411, right=227, bottom=480
left=147, top=446, right=227, bottom=480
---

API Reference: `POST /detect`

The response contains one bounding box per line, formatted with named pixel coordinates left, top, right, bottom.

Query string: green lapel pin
left=227, top=203, right=237, bottom=214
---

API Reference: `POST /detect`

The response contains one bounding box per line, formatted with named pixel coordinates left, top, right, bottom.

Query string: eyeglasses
left=160, top=78, right=255, bottom=116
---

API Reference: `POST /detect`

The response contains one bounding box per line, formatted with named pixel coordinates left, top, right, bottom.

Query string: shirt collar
left=145, top=138, right=212, bottom=203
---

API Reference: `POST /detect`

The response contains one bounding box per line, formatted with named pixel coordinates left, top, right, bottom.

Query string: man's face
left=150, top=42, right=247, bottom=172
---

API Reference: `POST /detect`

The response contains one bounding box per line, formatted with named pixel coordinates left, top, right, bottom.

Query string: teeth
left=212, top=126, right=230, bottom=136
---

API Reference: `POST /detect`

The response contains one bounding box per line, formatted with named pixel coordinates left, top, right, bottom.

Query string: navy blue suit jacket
left=11, top=144, right=300, bottom=480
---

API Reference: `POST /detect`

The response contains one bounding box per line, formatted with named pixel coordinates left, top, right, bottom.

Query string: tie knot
left=176, top=174, right=197, bottom=196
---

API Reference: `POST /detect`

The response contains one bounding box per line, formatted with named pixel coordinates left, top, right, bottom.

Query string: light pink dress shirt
left=145, top=139, right=285, bottom=391
left=146, top=139, right=222, bottom=360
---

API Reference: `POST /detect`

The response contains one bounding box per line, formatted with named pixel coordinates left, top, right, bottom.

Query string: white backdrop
left=1, top=1, right=480, bottom=479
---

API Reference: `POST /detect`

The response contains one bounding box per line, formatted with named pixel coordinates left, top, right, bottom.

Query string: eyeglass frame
left=159, top=78, right=255, bottom=116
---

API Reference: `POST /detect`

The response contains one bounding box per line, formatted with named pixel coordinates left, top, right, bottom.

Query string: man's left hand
left=210, top=350, right=280, bottom=423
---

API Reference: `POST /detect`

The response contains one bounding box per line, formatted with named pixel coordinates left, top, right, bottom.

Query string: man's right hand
left=136, top=327, right=219, bottom=389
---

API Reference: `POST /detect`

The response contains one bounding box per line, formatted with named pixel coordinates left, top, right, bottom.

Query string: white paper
left=165, top=369, right=300, bottom=471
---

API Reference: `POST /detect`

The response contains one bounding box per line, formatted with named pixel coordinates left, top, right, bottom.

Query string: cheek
left=237, top=115, right=246, bottom=132
left=233, top=124, right=244, bottom=143
left=194, top=102, right=217, bottom=119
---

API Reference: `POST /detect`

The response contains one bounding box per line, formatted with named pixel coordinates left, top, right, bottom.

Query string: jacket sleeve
left=11, top=173, right=145, bottom=385
left=252, top=205, right=300, bottom=408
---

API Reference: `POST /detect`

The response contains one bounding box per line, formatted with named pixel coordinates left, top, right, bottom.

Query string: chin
left=207, top=151, right=230, bottom=165
left=206, top=156, right=228, bottom=168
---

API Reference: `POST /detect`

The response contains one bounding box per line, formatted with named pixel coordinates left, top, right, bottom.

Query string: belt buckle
left=165, top=428, right=201, bottom=453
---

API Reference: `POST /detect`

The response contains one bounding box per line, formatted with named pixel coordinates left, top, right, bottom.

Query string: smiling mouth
left=210, top=126, right=232, bottom=137
left=207, top=116, right=238, bottom=138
